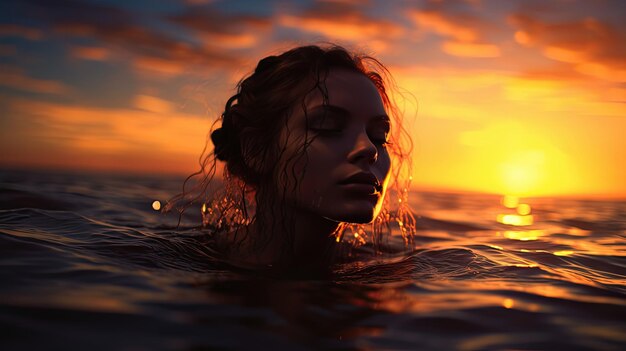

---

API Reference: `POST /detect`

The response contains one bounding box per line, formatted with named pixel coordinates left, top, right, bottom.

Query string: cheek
left=276, top=140, right=329, bottom=195
left=298, top=145, right=334, bottom=187
left=292, top=141, right=343, bottom=196
left=376, top=151, right=392, bottom=181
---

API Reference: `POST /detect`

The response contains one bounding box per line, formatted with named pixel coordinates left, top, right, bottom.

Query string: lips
left=338, top=172, right=382, bottom=194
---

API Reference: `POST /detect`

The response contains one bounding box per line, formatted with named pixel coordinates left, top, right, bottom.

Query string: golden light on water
left=500, top=229, right=545, bottom=241
left=497, top=214, right=534, bottom=226
left=497, top=195, right=533, bottom=226
left=151, top=200, right=161, bottom=211
left=501, top=195, right=519, bottom=209
left=502, top=298, right=514, bottom=309
left=517, top=203, right=531, bottom=216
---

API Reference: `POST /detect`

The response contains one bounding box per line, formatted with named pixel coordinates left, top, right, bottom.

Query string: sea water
left=0, top=169, right=624, bottom=350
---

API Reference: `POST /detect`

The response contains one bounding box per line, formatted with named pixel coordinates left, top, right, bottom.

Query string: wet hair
left=166, top=44, right=416, bottom=255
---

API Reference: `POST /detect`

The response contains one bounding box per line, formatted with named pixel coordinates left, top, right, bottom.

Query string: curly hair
left=165, top=44, right=416, bottom=256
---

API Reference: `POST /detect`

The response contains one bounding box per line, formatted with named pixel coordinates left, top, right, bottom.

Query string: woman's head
left=212, top=46, right=390, bottom=184
left=174, top=44, right=414, bottom=247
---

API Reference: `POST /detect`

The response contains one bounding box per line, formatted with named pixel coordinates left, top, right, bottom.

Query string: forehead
left=304, top=69, right=386, bottom=115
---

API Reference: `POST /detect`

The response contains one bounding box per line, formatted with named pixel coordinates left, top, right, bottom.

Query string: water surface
left=1, top=169, right=624, bottom=350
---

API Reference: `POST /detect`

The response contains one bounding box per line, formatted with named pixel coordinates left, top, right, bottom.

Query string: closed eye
left=308, top=121, right=344, bottom=134
left=369, top=118, right=390, bottom=146
left=310, top=128, right=343, bottom=137
left=307, top=109, right=347, bottom=134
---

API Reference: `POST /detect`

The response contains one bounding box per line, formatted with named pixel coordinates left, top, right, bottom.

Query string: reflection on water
left=517, top=203, right=531, bottom=215
left=499, top=229, right=545, bottom=241
left=502, top=298, right=514, bottom=309
left=151, top=200, right=161, bottom=211
left=501, top=194, right=520, bottom=208
left=497, top=195, right=534, bottom=226
left=497, top=213, right=534, bottom=226
left=0, top=170, right=625, bottom=350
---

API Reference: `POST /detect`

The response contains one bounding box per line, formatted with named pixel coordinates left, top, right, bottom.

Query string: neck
left=234, top=202, right=340, bottom=273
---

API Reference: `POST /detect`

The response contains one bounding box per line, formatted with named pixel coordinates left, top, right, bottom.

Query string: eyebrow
left=308, top=104, right=390, bottom=122
left=309, top=104, right=349, bottom=117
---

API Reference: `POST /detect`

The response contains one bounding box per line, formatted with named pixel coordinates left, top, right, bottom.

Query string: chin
left=332, top=204, right=379, bottom=224
left=346, top=215, right=375, bottom=224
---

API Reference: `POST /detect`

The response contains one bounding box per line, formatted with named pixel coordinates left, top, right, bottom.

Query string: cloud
left=408, top=9, right=501, bottom=58
left=517, top=63, right=589, bottom=82
left=2, top=97, right=211, bottom=173
left=276, top=1, right=404, bottom=48
left=185, top=0, right=214, bottom=4
left=133, top=94, right=175, bottom=114
left=22, top=0, right=243, bottom=76
left=391, top=64, right=626, bottom=123
left=70, top=45, right=111, bottom=61
left=409, top=10, right=479, bottom=42
left=0, top=66, right=71, bottom=94
left=442, top=41, right=500, bottom=58
left=510, top=14, right=626, bottom=82
left=0, top=24, right=42, bottom=40
left=0, top=44, right=16, bottom=56
left=168, top=7, right=272, bottom=49
left=132, top=56, right=187, bottom=76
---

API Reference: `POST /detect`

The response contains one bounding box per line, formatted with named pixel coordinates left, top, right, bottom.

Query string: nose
left=347, top=131, right=378, bottom=164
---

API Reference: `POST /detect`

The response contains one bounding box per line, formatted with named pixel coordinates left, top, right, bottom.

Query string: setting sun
left=499, top=151, right=543, bottom=196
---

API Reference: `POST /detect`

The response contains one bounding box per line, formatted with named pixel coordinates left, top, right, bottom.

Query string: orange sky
left=1, top=0, right=625, bottom=198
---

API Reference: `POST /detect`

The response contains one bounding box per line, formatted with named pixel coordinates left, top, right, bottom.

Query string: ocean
left=1, top=169, right=624, bottom=350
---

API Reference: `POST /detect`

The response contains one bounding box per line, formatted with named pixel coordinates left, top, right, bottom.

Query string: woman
left=168, top=45, right=415, bottom=275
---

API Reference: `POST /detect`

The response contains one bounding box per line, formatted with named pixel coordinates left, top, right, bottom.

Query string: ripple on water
left=0, top=171, right=625, bottom=350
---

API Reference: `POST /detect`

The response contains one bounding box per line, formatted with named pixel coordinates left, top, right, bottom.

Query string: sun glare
left=499, top=151, right=544, bottom=196
left=500, top=229, right=544, bottom=241
left=501, top=195, right=519, bottom=208
left=497, top=214, right=534, bottom=226
left=517, top=203, right=531, bottom=216
left=497, top=195, right=534, bottom=226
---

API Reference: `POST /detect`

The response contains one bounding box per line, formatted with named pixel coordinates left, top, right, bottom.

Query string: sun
left=499, top=150, right=544, bottom=196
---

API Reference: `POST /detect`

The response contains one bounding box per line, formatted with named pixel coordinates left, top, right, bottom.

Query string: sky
left=1, top=0, right=625, bottom=198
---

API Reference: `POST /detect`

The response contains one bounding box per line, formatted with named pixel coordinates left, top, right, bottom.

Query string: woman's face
left=278, top=69, right=392, bottom=224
